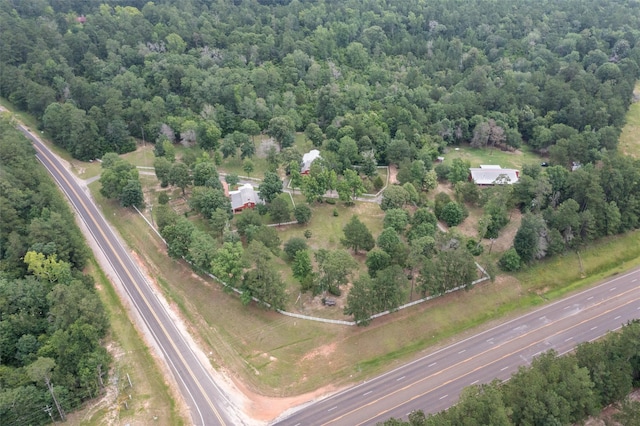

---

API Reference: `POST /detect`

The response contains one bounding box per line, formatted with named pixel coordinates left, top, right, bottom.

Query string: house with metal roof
left=301, top=149, right=321, bottom=174
left=469, top=165, right=519, bottom=185
left=229, top=183, right=263, bottom=213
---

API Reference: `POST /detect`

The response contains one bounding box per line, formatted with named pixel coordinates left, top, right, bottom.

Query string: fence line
left=133, top=205, right=492, bottom=327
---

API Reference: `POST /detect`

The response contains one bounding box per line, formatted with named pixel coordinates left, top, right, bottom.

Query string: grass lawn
left=619, top=82, right=640, bottom=158
left=67, top=259, right=184, bottom=426
left=442, top=143, right=542, bottom=169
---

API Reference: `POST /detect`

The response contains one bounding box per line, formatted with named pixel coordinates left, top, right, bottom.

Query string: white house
left=301, top=149, right=321, bottom=174
left=469, top=165, right=520, bottom=185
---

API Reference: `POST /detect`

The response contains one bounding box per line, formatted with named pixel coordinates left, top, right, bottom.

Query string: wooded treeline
left=1, top=0, right=639, bottom=160
left=381, top=320, right=640, bottom=426
left=0, top=117, right=110, bottom=424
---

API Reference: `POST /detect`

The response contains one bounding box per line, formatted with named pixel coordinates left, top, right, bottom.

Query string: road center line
left=335, top=294, right=640, bottom=426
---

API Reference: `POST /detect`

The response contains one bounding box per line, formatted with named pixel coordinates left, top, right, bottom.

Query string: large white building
left=469, top=165, right=520, bottom=185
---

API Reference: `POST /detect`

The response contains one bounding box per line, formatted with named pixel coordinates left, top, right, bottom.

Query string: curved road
left=16, top=124, right=242, bottom=426
left=275, top=269, right=640, bottom=425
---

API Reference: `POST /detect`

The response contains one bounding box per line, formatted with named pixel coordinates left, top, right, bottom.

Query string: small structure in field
left=301, top=149, right=321, bottom=175
left=469, top=165, right=520, bottom=185
left=229, top=183, right=263, bottom=213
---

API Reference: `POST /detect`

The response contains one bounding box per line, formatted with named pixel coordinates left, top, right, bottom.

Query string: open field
left=619, top=82, right=640, bottom=157
left=442, top=143, right=541, bottom=169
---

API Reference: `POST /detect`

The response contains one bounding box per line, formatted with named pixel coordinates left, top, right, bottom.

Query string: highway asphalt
left=275, top=268, right=640, bottom=425
left=17, top=126, right=242, bottom=426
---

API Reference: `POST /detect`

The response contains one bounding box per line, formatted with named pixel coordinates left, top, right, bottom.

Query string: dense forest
left=381, top=320, right=640, bottom=426
left=1, top=0, right=639, bottom=161
left=0, top=117, right=110, bottom=424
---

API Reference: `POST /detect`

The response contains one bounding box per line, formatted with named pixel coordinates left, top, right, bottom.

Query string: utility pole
left=44, top=405, right=54, bottom=423
left=45, top=376, right=66, bottom=421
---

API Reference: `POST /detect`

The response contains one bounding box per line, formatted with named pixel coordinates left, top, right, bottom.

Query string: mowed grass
left=443, top=143, right=542, bottom=169
left=619, top=82, right=640, bottom=158
left=68, top=259, right=184, bottom=426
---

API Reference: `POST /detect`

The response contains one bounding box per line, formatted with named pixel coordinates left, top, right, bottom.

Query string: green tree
left=211, top=242, right=244, bottom=285
left=154, top=157, right=172, bottom=187
left=225, top=173, right=240, bottom=187
left=514, top=214, right=546, bottom=263
left=292, top=250, right=313, bottom=287
left=161, top=217, right=195, bottom=259
left=258, top=171, right=283, bottom=203
left=193, top=162, right=221, bottom=188
left=267, top=116, right=295, bottom=149
left=120, top=179, right=144, bottom=208
left=189, top=187, right=231, bottom=219
left=439, top=202, right=467, bottom=227
left=314, top=249, right=357, bottom=295
left=24, top=251, right=71, bottom=283
left=243, top=241, right=287, bottom=310
left=210, top=208, right=229, bottom=238
left=344, top=275, right=375, bottom=325
left=372, top=265, right=406, bottom=312
left=221, top=135, right=237, bottom=158
left=446, top=381, right=511, bottom=426
left=377, top=228, right=404, bottom=258
left=243, top=159, right=255, bottom=176
left=26, top=357, right=66, bottom=421
left=504, top=351, right=598, bottom=425
left=499, top=248, right=521, bottom=272
left=269, top=197, right=291, bottom=224
left=294, top=204, right=312, bottom=224
left=448, top=158, right=471, bottom=184
left=419, top=245, right=477, bottom=296
left=197, top=121, right=222, bottom=151
left=99, top=155, right=138, bottom=200
left=284, top=237, right=308, bottom=260
left=240, top=119, right=261, bottom=142
left=365, top=248, right=392, bottom=278
left=341, top=215, right=375, bottom=254
left=381, top=185, right=409, bottom=211
left=187, top=230, right=217, bottom=271
left=383, top=209, right=410, bottom=234
left=305, top=123, right=324, bottom=147
left=169, top=162, right=192, bottom=195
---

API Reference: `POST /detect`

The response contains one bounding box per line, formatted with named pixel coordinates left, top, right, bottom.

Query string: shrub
left=284, top=237, right=308, bottom=260
left=440, top=202, right=467, bottom=227
left=158, top=192, right=170, bottom=205
left=294, top=204, right=312, bottom=224
left=466, top=239, right=484, bottom=256
left=499, top=248, right=521, bottom=271
left=373, top=175, right=385, bottom=191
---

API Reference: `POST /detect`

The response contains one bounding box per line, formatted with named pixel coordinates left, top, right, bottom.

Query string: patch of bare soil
left=388, top=164, right=399, bottom=184
left=232, top=376, right=341, bottom=422
left=256, top=137, right=279, bottom=158
left=584, top=388, right=640, bottom=426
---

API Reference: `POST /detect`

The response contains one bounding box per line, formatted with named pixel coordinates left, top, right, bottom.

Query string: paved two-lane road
left=276, top=269, right=640, bottom=425
left=16, top=125, right=243, bottom=426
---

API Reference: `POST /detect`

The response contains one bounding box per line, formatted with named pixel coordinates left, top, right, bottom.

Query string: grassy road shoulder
left=67, top=258, right=185, bottom=425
